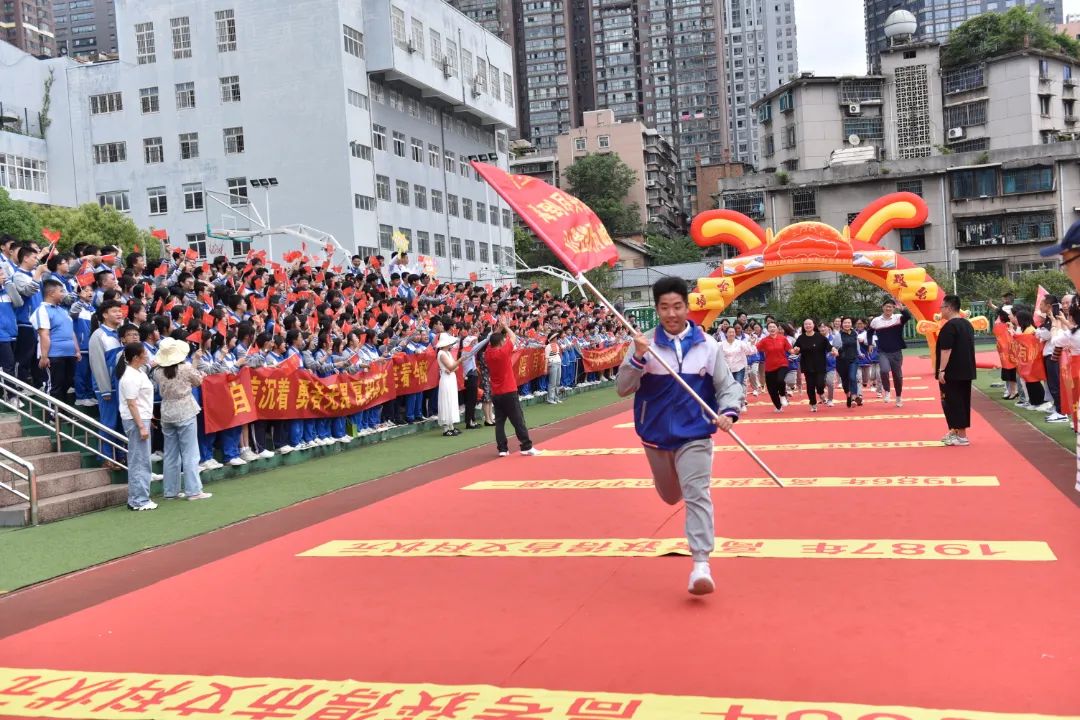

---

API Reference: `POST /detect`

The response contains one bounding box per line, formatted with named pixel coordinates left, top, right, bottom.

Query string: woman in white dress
left=436, top=333, right=463, bottom=436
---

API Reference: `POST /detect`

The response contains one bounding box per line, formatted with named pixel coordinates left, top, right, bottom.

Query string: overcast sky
left=795, top=0, right=1080, bottom=76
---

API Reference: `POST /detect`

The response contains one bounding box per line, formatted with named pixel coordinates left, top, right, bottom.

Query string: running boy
left=616, top=277, right=744, bottom=596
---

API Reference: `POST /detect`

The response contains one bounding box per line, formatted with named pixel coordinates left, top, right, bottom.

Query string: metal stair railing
left=0, top=370, right=127, bottom=470
left=0, top=446, right=38, bottom=525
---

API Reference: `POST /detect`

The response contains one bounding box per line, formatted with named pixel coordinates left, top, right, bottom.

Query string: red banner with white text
left=1059, top=350, right=1080, bottom=431
left=1006, top=335, right=1046, bottom=383
left=581, top=343, right=630, bottom=372
left=202, top=348, right=549, bottom=433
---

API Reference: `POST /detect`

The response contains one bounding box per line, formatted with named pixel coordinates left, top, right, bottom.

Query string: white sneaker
left=520, top=448, right=541, bottom=456
left=187, top=492, right=213, bottom=501
left=227, top=457, right=247, bottom=467
left=240, top=449, right=259, bottom=462
left=151, top=473, right=163, bottom=483
left=130, top=501, right=158, bottom=511
left=883, top=392, right=892, bottom=403
left=201, top=459, right=223, bottom=470
left=258, top=449, right=276, bottom=459
left=1035, top=401, right=1055, bottom=413
left=780, top=396, right=789, bottom=407
left=296, top=441, right=312, bottom=450
left=277, top=445, right=295, bottom=454
left=688, top=562, right=715, bottom=595
left=810, top=405, right=817, bottom=413
left=149, top=451, right=164, bottom=462
left=774, top=407, right=783, bottom=413
left=1046, top=412, right=1071, bottom=423
left=895, top=398, right=903, bottom=408
left=1016, top=401, right=1032, bottom=409
left=498, top=451, right=509, bottom=457
left=336, top=436, right=351, bottom=444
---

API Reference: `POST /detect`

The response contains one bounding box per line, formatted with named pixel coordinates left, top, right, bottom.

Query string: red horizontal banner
left=1006, top=334, right=1045, bottom=383
left=202, top=347, right=549, bottom=433
left=581, top=342, right=630, bottom=373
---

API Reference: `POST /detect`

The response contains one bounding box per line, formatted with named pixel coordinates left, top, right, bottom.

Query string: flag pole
left=574, top=271, right=785, bottom=488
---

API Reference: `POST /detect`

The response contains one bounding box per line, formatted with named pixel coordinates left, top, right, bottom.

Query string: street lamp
left=249, top=177, right=278, bottom=259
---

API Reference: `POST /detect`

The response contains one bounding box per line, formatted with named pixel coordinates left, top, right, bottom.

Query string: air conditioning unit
left=441, top=58, right=451, bottom=78
left=471, top=84, right=481, bottom=98
left=847, top=102, right=861, bottom=115
left=406, top=39, right=417, bottom=54
left=947, top=127, right=965, bottom=140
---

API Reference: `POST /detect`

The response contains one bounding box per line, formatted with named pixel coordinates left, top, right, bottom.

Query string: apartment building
left=52, top=0, right=117, bottom=58
left=2, top=0, right=55, bottom=56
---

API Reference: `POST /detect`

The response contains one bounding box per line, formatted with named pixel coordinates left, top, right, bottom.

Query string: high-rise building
left=720, top=0, right=799, bottom=167
left=52, top=0, right=118, bottom=58
left=864, top=1, right=1064, bottom=72
left=2, top=0, right=56, bottom=56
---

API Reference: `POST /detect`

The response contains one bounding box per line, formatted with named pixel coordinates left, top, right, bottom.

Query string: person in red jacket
left=756, top=321, right=793, bottom=412
left=484, top=318, right=539, bottom=457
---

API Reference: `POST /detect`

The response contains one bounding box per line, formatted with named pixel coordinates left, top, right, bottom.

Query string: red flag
left=141, top=282, right=152, bottom=298
left=1034, top=285, right=1049, bottom=327
left=41, top=228, right=61, bottom=244
left=250, top=295, right=269, bottom=312
left=186, top=330, right=203, bottom=343
left=185, top=248, right=199, bottom=261
left=367, top=317, right=377, bottom=329
left=153, top=263, right=168, bottom=278
left=283, top=251, right=302, bottom=263
left=202, top=312, right=214, bottom=327
left=180, top=305, right=194, bottom=326
left=341, top=322, right=352, bottom=335
left=76, top=271, right=95, bottom=287
left=101, top=254, right=116, bottom=264
left=133, top=244, right=140, bottom=254
left=468, top=272, right=478, bottom=282
left=151, top=229, right=169, bottom=240
left=120, top=305, right=130, bottom=319
left=307, top=314, right=318, bottom=332
left=472, top=161, right=618, bottom=275
left=253, top=277, right=265, bottom=291
left=246, top=343, right=259, bottom=357
left=216, top=319, right=227, bottom=336
left=350, top=353, right=363, bottom=366
left=370, top=257, right=381, bottom=269
left=278, top=354, right=301, bottom=373
left=200, top=261, right=210, bottom=275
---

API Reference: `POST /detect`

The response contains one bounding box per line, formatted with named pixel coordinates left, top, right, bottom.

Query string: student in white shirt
left=117, top=342, right=156, bottom=511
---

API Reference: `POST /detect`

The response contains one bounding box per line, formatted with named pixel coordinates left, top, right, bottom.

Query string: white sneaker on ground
left=895, top=398, right=903, bottom=408
left=130, top=501, right=158, bottom=511
left=240, top=449, right=259, bottom=462
left=336, top=436, right=351, bottom=444
left=296, top=441, right=312, bottom=450
left=227, top=457, right=247, bottom=466
left=258, top=449, right=276, bottom=459
left=498, top=451, right=509, bottom=457
left=688, top=562, right=715, bottom=595
left=883, top=392, right=892, bottom=403
left=1035, top=401, right=1055, bottom=413
left=149, top=451, right=164, bottom=462
left=774, top=407, right=783, bottom=413
left=520, top=448, right=541, bottom=456
left=187, top=492, right=213, bottom=501
left=943, top=434, right=970, bottom=446
left=1015, top=401, right=1032, bottom=409
left=1047, top=413, right=1071, bottom=423
left=780, top=396, right=789, bottom=408
left=201, top=459, right=223, bottom=470
left=277, top=445, right=295, bottom=454
left=941, top=431, right=956, bottom=443
left=163, top=492, right=186, bottom=500
left=151, top=473, right=163, bottom=482
left=810, top=405, right=817, bottom=413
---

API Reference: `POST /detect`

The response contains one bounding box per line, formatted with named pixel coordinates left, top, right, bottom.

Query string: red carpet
left=1, top=358, right=1079, bottom=719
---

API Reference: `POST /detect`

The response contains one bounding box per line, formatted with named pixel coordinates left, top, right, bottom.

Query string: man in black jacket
left=936, top=295, right=976, bottom=446
left=870, top=299, right=911, bottom=407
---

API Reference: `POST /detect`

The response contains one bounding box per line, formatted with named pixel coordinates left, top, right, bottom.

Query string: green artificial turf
left=972, top=373, right=1076, bottom=452
left=0, top=388, right=623, bottom=592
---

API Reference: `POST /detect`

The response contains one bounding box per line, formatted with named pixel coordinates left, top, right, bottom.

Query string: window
left=460, top=156, right=470, bottom=177
left=226, top=177, right=248, bottom=206
left=391, top=6, right=407, bottom=48
left=1005, top=212, right=1055, bottom=244
left=476, top=58, right=488, bottom=93
left=373, top=125, right=386, bottom=151
left=445, top=150, right=456, bottom=173
left=411, top=18, right=424, bottom=56
left=476, top=202, right=487, bottom=224
left=598, top=135, right=610, bottom=149
left=216, top=9, right=236, bottom=52
left=431, top=189, right=443, bottom=213
left=489, top=205, right=499, bottom=226
left=183, top=183, right=203, bottom=211
left=170, top=16, right=191, bottom=59
left=430, top=30, right=442, bottom=64
left=899, top=227, right=925, bottom=252
left=375, top=175, right=390, bottom=201
left=491, top=245, right=501, bottom=266
left=1040, top=95, right=1051, bottom=116
left=1002, top=166, right=1053, bottom=194
left=782, top=124, right=796, bottom=149
left=219, top=75, right=241, bottom=103
left=490, top=64, right=500, bottom=101
left=464, top=238, right=476, bottom=261
left=950, top=168, right=998, bottom=199
left=414, top=184, right=427, bottom=209
left=445, top=40, right=458, bottom=76
left=135, top=22, right=155, bottom=64
left=354, top=194, right=376, bottom=211
left=447, top=194, right=459, bottom=217
left=148, top=186, right=167, bottom=215
left=417, top=231, right=430, bottom=255
left=90, top=92, right=122, bottom=115
left=462, top=49, right=474, bottom=84
left=379, top=224, right=393, bottom=250
left=574, top=137, right=586, bottom=151
left=97, top=191, right=130, bottom=212
left=896, top=180, right=923, bottom=197
left=479, top=241, right=489, bottom=263
left=450, top=236, right=462, bottom=259
left=343, top=24, right=364, bottom=57
left=143, top=137, right=163, bottom=164
left=502, top=209, right=512, bottom=228
left=93, top=142, right=126, bottom=164
left=428, top=143, right=440, bottom=168
left=175, top=82, right=195, bottom=109
left=139, top=87, right=159, bottom=114
left=179, top=132, right=199, bottom=160
left=411, top=138, right=423, bottom=163
left=434, top=234, right=446, bottom=257
left=186, top=233, right=207, bottom=259
left=392, top=131, right=406, bottom=157
left=504, top=73, right=513, bottom=107
left=791, top=188, right=816, bottom=218
left=462, top=198, right=473, bottom=220
left=944, top=100, right=987, bottom=129
left=347, top=89, right=368, bottom=109
left=223, top=127, right=245, bottom=154
left=350, top=142, right=372, bottom=160
left=396, top=180, right=410, bottom=205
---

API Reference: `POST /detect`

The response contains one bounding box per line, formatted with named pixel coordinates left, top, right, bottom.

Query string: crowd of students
left=0, top=235, right=630, bottom=511
left=710, top=300, right=913, bottom=414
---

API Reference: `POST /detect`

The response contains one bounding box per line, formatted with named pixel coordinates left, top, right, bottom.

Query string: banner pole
left=574, top=272, right=785, bottom=488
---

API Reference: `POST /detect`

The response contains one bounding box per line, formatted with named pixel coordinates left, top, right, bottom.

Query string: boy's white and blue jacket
left=616, top=320, right=743, bottom=451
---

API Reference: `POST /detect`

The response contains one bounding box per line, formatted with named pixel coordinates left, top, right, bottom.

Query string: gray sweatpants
left=643, top=438, right=714, bottom=561
left=878, top=350, right=904, bottom=396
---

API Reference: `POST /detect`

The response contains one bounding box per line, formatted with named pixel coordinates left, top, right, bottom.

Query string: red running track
left=1, top=358, right=1079, bottom=718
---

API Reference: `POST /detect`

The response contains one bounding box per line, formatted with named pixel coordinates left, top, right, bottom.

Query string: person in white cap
left=151, top=337, right=212, bottom=501
left=435, top=332, right=463, bottom=436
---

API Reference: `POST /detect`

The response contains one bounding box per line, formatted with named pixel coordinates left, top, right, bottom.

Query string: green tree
left=563, top=153, right=641, bottom=235
left=30, top=202, right=157, bottom=257
left=645, top=233, right=703, bottom=265
left=784, top=278, right=845, bottom=323
left=1013, top=269, right=1073, bottom=305
left=954, top=271, right=1015, bottom=307
left=942, top=5, right=1080, bottom=67
left=0, top=188, right=42, bottom=243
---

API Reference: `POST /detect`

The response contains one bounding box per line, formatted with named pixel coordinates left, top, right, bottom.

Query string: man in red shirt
left=484, top=319, right=538, bottom=457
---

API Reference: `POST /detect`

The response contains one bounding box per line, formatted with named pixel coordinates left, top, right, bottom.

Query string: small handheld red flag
left=151, top=229, right=169, bottom=240
left=186, top=330, right=203, bottom=344
left=278, top=354, right=301, bottom=373
left=153, top=263, right=168, bottom=278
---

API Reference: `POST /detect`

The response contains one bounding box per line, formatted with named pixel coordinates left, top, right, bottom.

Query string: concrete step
left=0, top=435, right=55, bottom=457
left=0, top=452, right=84, bottom=485
left=0, top=467, right=113, bottom=508
left=0, top=484, right=129, bottom=526
left=0, top=415, right=24, bottom=440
